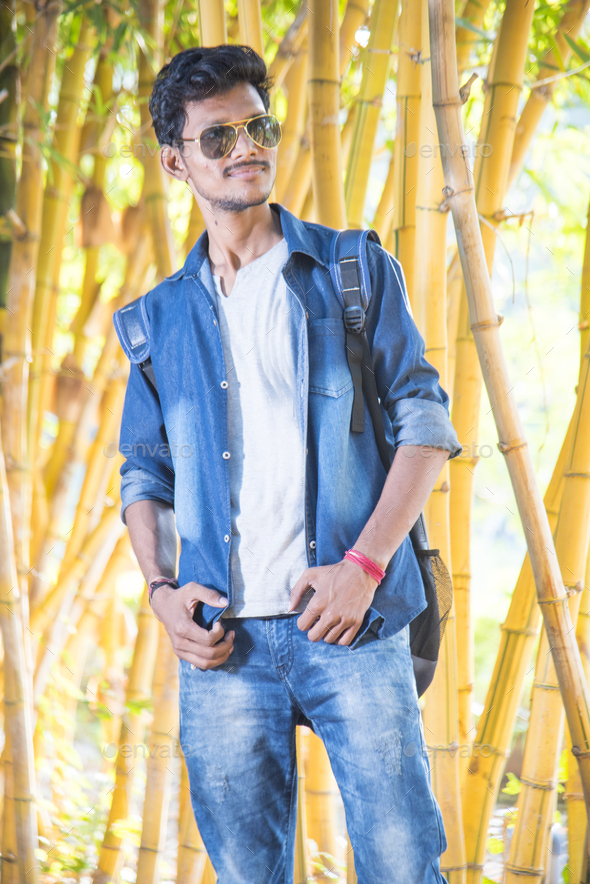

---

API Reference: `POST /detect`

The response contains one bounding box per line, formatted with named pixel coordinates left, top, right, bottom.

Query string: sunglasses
left=178, top=113, right=282, bottom=160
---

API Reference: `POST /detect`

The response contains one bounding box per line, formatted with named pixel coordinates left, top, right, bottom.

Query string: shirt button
left=224, top=534, right=230, bottom=543
left=222, top=451, right=231, bottom=459
left=220, top=380, right=228, bottom=389
left=309, top=540, right=316, bottom=549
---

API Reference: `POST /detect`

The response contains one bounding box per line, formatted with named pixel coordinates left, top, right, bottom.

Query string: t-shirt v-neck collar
left=211, top=237, right=288, bottom=297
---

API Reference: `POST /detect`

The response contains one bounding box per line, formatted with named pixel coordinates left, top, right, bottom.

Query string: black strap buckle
left=343, top=305, right=365, bottom=334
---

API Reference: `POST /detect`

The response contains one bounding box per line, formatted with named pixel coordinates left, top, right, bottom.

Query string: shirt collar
left=182, top=203, right=330, bottom=278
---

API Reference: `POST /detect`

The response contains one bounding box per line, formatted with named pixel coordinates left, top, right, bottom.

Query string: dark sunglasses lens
left=200, top=125, right=237, bottom=159
left=246, top=115, right=281, bottom=149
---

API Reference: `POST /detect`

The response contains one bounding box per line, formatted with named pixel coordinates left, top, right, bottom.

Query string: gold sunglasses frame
left=177, top=114, right=282, bottom=159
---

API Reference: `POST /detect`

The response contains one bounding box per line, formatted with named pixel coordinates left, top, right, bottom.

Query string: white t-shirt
left=208, top=238, right=310, bottom=618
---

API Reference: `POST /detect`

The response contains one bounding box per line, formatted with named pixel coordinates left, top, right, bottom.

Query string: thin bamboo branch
left=339, top=0, right=371, bottom=77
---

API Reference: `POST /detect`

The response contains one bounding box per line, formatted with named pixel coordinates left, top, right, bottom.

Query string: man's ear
left=160, top=145, right=189, bottom=182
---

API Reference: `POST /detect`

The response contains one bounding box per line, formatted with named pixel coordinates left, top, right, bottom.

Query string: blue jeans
left=179, top=616, right=448, bottom=884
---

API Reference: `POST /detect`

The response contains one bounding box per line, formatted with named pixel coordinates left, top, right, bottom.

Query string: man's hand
left=151, top=582, right=234, bottom=670
left=289, top=559, right=378, bottom=646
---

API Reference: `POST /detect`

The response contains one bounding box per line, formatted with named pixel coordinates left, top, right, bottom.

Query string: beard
left=189, top=169, right=275, bottom=213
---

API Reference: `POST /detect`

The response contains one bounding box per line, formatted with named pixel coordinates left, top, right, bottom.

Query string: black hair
left=148, top=45, right=273, bottom=147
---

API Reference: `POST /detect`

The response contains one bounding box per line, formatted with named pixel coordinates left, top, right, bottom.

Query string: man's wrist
left=148, top=576, right=179, bottom=607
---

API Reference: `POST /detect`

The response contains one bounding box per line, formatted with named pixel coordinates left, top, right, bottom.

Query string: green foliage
left=502, top=772, right=522, bottom=796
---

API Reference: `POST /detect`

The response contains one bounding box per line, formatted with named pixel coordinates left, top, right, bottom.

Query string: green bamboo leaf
left=563, top=33, right=590, bottom=65
left=455, top=17, right=494, bottom=42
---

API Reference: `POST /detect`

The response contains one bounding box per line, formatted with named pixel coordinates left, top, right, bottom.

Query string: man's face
left=174, top=82, right=277, bottom=213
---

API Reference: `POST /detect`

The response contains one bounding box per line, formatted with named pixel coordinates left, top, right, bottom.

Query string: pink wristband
left=343, top=548, right=386, bottom=585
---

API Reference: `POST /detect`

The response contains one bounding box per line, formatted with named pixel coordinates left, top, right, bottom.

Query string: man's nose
left=230, top=125, right=258, bottom=159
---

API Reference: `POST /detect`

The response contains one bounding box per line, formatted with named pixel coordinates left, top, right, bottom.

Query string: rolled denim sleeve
left=367, top=243, right=462, bottom=459
left=118, top=362, right=175, bottom=524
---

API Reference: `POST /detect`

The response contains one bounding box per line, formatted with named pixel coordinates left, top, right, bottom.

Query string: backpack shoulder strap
left=329, top=228, right=381, bottom=437
left=113, top=296, right=158, bottom=393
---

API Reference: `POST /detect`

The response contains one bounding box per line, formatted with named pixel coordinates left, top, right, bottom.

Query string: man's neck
left=203, top=202, right=283, bottom=278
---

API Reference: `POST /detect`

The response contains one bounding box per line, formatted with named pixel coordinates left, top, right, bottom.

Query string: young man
left=117, top=44, right=462, bottom=884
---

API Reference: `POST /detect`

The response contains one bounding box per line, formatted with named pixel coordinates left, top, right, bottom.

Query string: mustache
left=224, top=160, right=270, bottom=176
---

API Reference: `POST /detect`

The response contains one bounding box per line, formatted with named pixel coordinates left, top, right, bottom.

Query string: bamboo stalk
left=70, top=52, right=114, bottom=366
left=94, top=584, right=159, bottom=884
left=392, top=0, right=421, bottom=311
left=281, top=130, right=312, bottom=217
left=344, top=0, right=398, bottom=229
left=308, top=0, right=346, bottom=229
left=138, top=0, right=176, bottom=282
left=176, top=759, right=208, bottom=884
left=238, top=0, right=264, bottom=57
left=268, top=6, right=307, bottom=92
left=372, top=147, right=395, bottom=243
left=429, top=0, right=590, bottom=872
left=508, top=0, right=590, bottom=191
left=0, top=0, right=18, bottom=309
left=197, top=0, right=227, bottom=46
left=276, top=37, right=308, bottom=201
left=0, top=433, right=38, bottom=883
left=28, top=17, right=92, bottom=472
left=294, top=727, right=310, bottom=884
left=135, top=624, right=179, bottom=884
left=417, top=3, right=465, bottom=879
left=1, top=0, right=61, bottom=645
left=455, top=0, right=493, bottom=75
left=449, top=0, right=535, bottom=761
left=567, top=575, right=590, bottom=882
left=339, top=0, right=371, bottom=77
left=305, top=733, right=338, bottom=881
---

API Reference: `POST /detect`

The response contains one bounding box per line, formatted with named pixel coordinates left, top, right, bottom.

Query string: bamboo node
left=504, top=863, right=546, bottom=875
left=571, top=745, right=590, bottom=758
left=496, top=439, right=527, bottom=455
left=563, top=471, right=590, bottom=479
left=579, top=320, right=589, bottom=330
left=537, top=595, right=569, bottom=605
left=519, top=775, right=556, bottom=790
left=470, top=314, right=504, bottom=331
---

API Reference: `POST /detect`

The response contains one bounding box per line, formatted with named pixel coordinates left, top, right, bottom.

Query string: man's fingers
left=182, top=581, right=229, bottom=608
left=288, top=569, right=316, bottom=612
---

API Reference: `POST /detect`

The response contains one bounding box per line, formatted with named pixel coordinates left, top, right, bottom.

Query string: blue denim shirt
left=117, top=204, right=461, bottom=648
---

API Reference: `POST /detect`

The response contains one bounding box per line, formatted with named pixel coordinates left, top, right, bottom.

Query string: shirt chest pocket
left=307, top=317, right=354, bottom=398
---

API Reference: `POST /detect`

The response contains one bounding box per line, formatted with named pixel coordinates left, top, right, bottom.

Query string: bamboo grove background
left=1, top=0, right=590, bottom=882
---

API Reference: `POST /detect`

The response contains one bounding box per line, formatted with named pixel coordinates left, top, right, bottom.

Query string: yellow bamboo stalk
left=429, top=0, right=590, bottom=872
left=177, top=759, right=208, bottom=883
left=503, top=283, right=590, bottom=884
left=372, top=148, right=395, bottom=243
left=56, top=375, right=127, bottom=578
left=508, top=0, right=590, bottom=190
left=70, top=53, right=114, bottom=366
left=392, top=0, right=420, bottom=310
left=281, top=132, right=312, bottom=217
left=308, top=0, right=346, bottom=229
left=346, top=830, right=356, bottom=884
left=294, top=727, right=310, bottom=884
left=28, top=18, right=93, bottom=470
left=0, top=1, right=18, bottom=313
left=417, top=3, right=465, bottom=880
left=344, top=0, right=398, bottom=229
left=455, top=0, right=493, bottom=75
left=567, top=574, right=590, bottom=881
left=183, top=199, right=205, bottom=259
left=276, top=38, right=308, bottom=201
left=305, top=733, right=338, bottom=879
left=460, top=416, right=570, bottom=883
left=238, top=0, right=263, bottom=57
left=0, top=434, right=38, bottom=883
left=445, top=249, right=463, bottom=399
left=197, top=0, right=227, bottom=45
left=1, top=733, right=18, bottom=884
left=449, top=0, right=536, bottom=761
left=136, top=624, right=179, bottom=884
left=138, top=0, right=175, bottom=283
left=268, top=6, right=307, bottom=92
left=339, top=0, right=371, bottom=77
left=94, top=584, right=159, bottom=884
left=1, top=0, right=61, bottom=648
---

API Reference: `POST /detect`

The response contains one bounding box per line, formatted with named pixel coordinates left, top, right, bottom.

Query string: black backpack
left=114, top=229, right=452, bottom=697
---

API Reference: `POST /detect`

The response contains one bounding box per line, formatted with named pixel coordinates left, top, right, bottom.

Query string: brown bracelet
left=148, top=577, right=179, bottom=606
